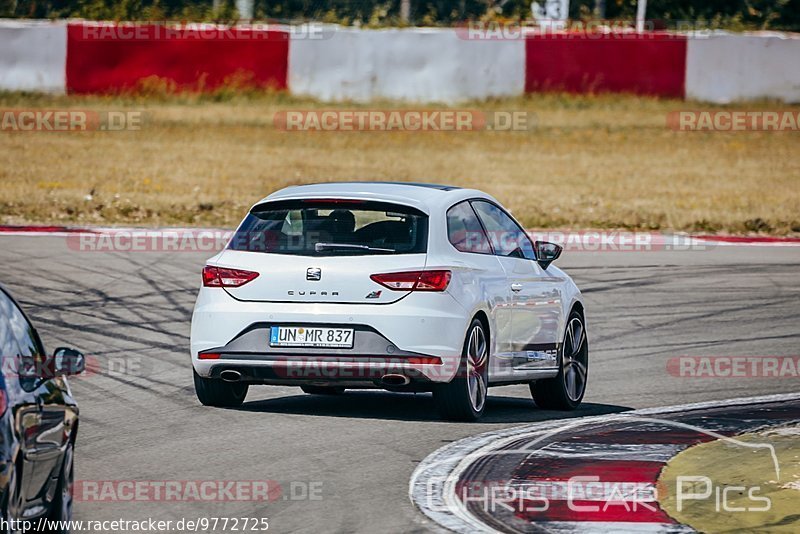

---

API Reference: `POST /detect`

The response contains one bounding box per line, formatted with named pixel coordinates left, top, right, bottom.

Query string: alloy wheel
left=562, top=316, right=588, bottom=402
left=466, top=324, right=488, bottom=412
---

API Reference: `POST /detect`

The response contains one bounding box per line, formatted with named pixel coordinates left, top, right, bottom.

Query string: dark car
left=0, top=286, right=84, bottom=531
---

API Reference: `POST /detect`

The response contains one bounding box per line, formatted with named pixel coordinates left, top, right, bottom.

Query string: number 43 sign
left=531, top=0, right=570, bottom=26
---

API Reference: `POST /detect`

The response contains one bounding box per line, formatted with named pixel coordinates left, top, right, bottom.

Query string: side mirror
left=534, top=241, right=562, bottom=270
left=52, top=347, right=86, bottom=377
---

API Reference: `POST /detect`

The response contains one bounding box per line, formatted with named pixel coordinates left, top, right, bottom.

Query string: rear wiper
left=314, top=242, right=395, bottom=253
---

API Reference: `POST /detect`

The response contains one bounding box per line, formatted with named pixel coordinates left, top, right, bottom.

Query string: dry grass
left=1, top=91, right=798, bottom=234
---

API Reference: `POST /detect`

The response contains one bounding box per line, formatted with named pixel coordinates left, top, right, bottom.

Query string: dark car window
left=0, top=291, right=22, bottom=377
left=471, top=200, right=535, bottom=260
left=446, top=201, right=492, bottom=254
left=0, top=289, right=44, bottom=388
left=228, top=200, right=428, bottom=256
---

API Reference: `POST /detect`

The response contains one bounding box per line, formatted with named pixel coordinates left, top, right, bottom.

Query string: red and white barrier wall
left=0, top=21, right=798, bottom=103
left=288, top=28, right=524, bottom=102
left=686, top=32, right=800, bottom=103
left=0, top=21, right=67, bottom=93
left=525, top=33, right=687, bottom=98
left=66, top=22, right=288, bottom=93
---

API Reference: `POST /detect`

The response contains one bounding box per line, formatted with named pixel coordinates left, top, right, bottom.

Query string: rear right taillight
left=202, top=266, right=259, bottom=287
left=370, top=270, right=451, bottom=292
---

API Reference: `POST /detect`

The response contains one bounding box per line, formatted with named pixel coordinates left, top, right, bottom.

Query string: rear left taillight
left=202, top=266, right=259, bottom=287
left=370, top=270, right=451, bottom=292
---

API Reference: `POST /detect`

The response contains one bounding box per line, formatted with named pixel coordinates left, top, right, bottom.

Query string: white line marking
left=524, top=442, right=685, bottom=462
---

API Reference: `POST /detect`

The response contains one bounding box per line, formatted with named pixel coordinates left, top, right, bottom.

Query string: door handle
left=510, top=283, right=523, bottom=292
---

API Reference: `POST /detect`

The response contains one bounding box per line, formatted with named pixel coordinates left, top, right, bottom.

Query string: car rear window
left=228, top=200, right=428, bottom=256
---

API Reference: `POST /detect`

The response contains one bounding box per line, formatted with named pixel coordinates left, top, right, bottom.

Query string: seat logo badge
left=306, top=267, right=322, bottom=281
left=366, top=290, right=382, bottom=299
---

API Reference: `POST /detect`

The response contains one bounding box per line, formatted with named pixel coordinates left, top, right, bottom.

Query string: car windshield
left=228, top=199, right=428, bottom=256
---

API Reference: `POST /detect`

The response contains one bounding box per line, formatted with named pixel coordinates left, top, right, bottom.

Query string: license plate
left=269, top=326, right=354, bottom=348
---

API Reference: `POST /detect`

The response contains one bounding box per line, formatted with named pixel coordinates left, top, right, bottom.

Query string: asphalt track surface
left=0, top=235, right=798, bottom=532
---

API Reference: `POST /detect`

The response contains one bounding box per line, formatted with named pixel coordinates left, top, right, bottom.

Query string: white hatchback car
left=191, top=182, right=587, bottom=421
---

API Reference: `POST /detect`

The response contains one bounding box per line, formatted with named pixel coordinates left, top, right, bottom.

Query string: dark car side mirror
left=52, top=347, right=86, bottom=377
left=534, top=241, right=563, bottom=270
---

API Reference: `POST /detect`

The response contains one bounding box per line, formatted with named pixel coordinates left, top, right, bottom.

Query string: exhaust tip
left=220, top=370, right=242, bottom=383
left=381, top=374, right=410, bottom=387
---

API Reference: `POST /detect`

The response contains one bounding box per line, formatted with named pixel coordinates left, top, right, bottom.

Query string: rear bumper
left=204, top=358, right=444, bottom=388
left=190, top=288, right=469, bottom=383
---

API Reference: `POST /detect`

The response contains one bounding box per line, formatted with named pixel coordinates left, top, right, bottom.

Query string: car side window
left=0, top=290, right=44, bottom=388
left=0, top=291, right=22, bottom=377
left=471, top=201, right=535, bottom=260
left=446, top=201, right=492, bottom=254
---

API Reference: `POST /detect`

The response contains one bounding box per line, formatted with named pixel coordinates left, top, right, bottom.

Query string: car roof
left=258, top=181, right=497, bottom=213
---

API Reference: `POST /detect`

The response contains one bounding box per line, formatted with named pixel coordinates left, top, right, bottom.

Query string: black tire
left=433, top=318, right=489, bottom=422
left=193, top=369, right=248, bottom=407
left=531, top=309, right=588, bottom=410
left=301, top=386, right=345, bottom=395
left=46, top=442, right=74, bottom=533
